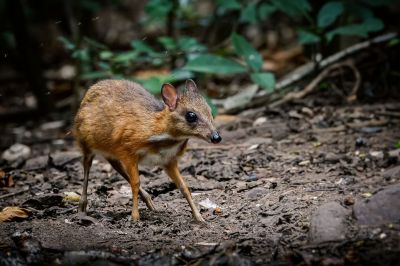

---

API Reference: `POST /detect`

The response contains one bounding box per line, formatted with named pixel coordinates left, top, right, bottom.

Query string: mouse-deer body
left=74, top=79, right=221, bottom=222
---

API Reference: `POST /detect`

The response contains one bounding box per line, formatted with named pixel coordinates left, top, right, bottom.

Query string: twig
left=347, top=119, right=388, bottom=129
left=188, top=143, right=251, bottom=150
left=0, top=187, right=30, bottom=200
left=376, top=111, right=400, bottom=119
left=270, top=60, right=360, bottom=108
left=224, top=32, right=397, bottom=114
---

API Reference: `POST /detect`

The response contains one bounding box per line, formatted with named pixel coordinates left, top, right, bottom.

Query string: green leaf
left=317, top=1, right=344, bottom=28
left=145, top=0, right=172, bottom=21
left=72, top=49, right=90, bottom=62
left=99, top=51, right=114, bottom=60
left=158, top=37, right=176, bottom=51
left=83, top=37, right=108, bottom=50
left=232, top=33, right=263, bottom=72
left=58, top=36, right=75, bottom=50
left=166, top=69, right=193, bottom=82
left=113, top=51, right=138, bottom=63
left=326, top=17, right=384, bottom=41
left=178, top=37, right=207, bottom=53
left=130, top=40, right=159, bottom=57
left=217, top=0, right=241, bottom=14
left=81, top=71, right=111, bottom=80
left=258, top=3, right=278, bottom=20
left=136, top=70, right=193, bottom=95
left=240, top=2, right=257, bottom=24
left=205, top=96, right=218, bottom=118
left=395, top=141, right=400, bottom=149
left=251, top=73, right=276, bottom=91
left=138, top=76, right=165, bottom=94
left=298, top=30, right=321, bottom=44
left=271, top=0, right=311, bottom=18
left=183, top=54, right=247, bottom=75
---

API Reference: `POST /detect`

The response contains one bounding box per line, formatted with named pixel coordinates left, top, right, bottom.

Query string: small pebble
left=355, top=137, right=367, bottom=147
left=344, top=196, right=355, bottom=205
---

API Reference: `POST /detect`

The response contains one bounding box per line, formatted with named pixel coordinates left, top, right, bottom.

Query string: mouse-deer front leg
left=164, top=160, right=205, bottom=223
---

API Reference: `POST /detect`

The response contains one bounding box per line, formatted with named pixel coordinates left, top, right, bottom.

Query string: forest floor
left=1, top=99, right=400, bottom=265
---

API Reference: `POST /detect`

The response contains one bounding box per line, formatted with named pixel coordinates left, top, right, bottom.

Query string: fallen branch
left=188, top=143, right=251, bottom=150
left=0, top=187, right=30, bottom=200
left=376, top=111, right=400, bottom=119
left=270, top=60, right=361, bottom=108
left=223, top=32, right=397, bottom=114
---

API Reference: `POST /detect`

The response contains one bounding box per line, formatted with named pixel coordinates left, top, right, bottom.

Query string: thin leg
left=79, top=152, right=94, bottom=213
left=106, top=158, right=155, bottom=211
left=121, top=157, right=140, bottom=221
left=165, top=160, right=205, bottom=222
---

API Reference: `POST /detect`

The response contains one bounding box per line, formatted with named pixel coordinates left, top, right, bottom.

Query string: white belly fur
left=137, top=141, right=184, bottom=166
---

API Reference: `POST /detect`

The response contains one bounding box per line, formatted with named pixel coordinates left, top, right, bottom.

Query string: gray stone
left=353, top=184, right=400, bottom=226
left=50, top=151, right=81, bottom=167
left=309, top=202, right=349, bottom=243
left=2, top=143, right=31, bottom=163
left=382, top=165, right=400, bottom=180
left=324, top=152, right=342, bottom=163
left=24, top=156, right=49, bottom=170
left=245, top=187, right=268, bottom=200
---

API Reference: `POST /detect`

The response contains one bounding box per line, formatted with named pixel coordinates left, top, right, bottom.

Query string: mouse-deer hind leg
left=79, top=152, right=94, bottom=213
left=106, top=158, right=156, bottom=211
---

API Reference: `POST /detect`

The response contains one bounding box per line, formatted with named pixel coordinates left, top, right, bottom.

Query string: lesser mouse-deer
left=73, top=79, right=221, bottom=222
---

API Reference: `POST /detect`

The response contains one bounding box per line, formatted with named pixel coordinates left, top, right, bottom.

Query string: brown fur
left=73, top=79, right=217, bottom=222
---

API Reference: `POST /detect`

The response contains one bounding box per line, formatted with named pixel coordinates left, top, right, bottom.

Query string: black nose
left=210, top=132, right=222, bottom=144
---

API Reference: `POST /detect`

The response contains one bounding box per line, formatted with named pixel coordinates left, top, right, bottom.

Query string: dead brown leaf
left=0, top=170, right=14, bottom=188
left=0, top=207, right=31, bottom=222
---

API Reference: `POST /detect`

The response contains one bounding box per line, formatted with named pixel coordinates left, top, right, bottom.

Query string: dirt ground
left=1, top=100, right=400, bottom=265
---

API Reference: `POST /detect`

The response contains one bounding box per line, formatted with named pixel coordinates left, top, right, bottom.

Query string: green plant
left=59, top=0, right=395, bottom=97
left=298, top=0, right=393, bottom=45
left=395, top=141, right=400, bottom=149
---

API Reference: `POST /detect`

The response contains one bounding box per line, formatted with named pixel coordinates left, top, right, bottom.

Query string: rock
left=50, top=151, right=81, bottom=167
left=245, top=187, right=268, bottom=201
left=22, top=194, right=64, bottom=210
left=353, top=184, right=400, bottom=226
left=369, top=151, right=384, bottom=160
left=24, top=156, right=49, bottom=170
left=298, top=160, right=310, bottom=166
left=382, top=165, right=400, bottom=181
left=344, top=196, right=355, bottom=206
left=253, top=117, right=267, bottom=127
left=325, top=153, right=341, bottom=163
left=301, top=107, right=314, bottom=117
left=388, top=149, right=400, bottom=159
left=2, top=143, right=31, bottom=163
left=40, top=120, right=65, bottom=131
left=309, top=202, right=349, bottom=243
left=355, top=137, right=367, bottom=147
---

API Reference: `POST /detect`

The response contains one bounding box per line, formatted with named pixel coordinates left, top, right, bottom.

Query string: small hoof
left=131, top=212, right=140, bottom=222
left=194, top=215, right=206, bottom=223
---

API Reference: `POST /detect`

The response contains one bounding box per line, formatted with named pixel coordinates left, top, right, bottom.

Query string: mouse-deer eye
left=185, top=111, right=198, bottom=123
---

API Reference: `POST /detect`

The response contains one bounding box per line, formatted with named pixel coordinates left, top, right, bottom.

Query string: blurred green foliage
left=58, top=0, right=396, bottom=94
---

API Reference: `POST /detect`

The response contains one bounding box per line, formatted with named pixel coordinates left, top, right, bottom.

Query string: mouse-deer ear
left=185, top=79, right=198, bottom=92
left=161, top=83, right=178, bottom=111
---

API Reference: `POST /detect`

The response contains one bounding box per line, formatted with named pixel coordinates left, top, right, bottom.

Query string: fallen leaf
left=199, top=198, right=220, bottom=209
left=0, top=207, right=31, bottom=222
left=213, top=207, right=222, bottom=215
left=63, top=191, right=81, bottom=202
left=0, top=169, right=15, bottom=188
